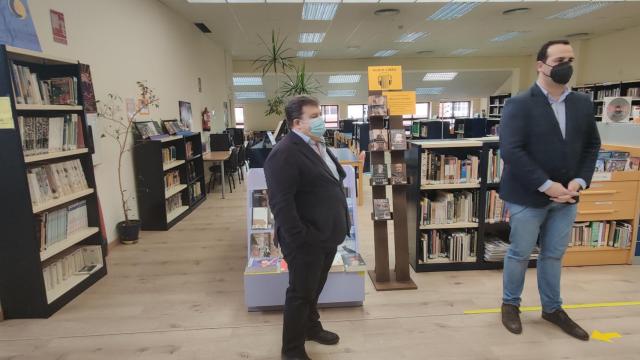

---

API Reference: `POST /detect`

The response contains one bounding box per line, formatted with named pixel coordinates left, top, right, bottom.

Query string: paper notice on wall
left=0, top=97, right=15, bottom=129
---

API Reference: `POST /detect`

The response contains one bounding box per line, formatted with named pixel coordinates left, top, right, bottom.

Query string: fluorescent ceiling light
left=395, top=32, right=429, bottom=43
left=266, top=0, right=302, bottom=2
left=297, top=50, right=318, bottom=58
left=226, top=0, right=265, bottom=3
left=423, top=72, right=458, bottom=81
left=233, top=76, right=263, bottom=86
left=490, top=31, right=522, bottom=42
left=329, top=74, right=361, bottom=84
left=450, top=48, right=477, bottom=56
left=235, top=92, right=266, bottom=99
left=328, top=90, right=357, bottom=97
left=302, top=3, right=338, bottom=20
left=546, top=2, right=609, bottom=20
left=299, top=32, right=325, bottom=43
left=415, top=87, right=444, bottom=95
left=187, top=1, right=226, bottom=3
left=428, top=2, right=481, bottom=21
left=374, top=49, right=398, bottom=57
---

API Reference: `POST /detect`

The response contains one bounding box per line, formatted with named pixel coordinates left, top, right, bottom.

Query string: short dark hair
left=536, top=40, right=571, bottom=62
left=285, top=95, right=319, bottom=128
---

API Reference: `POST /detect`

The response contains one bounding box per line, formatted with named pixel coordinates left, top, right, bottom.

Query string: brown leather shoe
left=501, top=303, right=522, bottom=334
left=542, top=309, right=589, bottom=341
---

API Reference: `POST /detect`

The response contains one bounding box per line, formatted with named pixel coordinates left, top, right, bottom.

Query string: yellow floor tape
left=464, top=301, right=640, bottom=315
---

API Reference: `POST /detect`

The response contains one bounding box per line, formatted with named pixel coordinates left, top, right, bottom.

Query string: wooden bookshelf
left=0, top=45, right=108, bottom=318
left=24, top=148, right=89, bottom=163
left=134, top=133, right=206, bottom=230
left=40, top=227, right=100, bottom=261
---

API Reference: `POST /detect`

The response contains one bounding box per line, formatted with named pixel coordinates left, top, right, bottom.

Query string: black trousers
left=281, top=245, right=337, bottom=357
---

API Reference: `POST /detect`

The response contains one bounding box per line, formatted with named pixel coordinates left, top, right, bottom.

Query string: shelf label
left=0, top=97, right=15, bottom=129
left=368, top=66, right=403, bottom=91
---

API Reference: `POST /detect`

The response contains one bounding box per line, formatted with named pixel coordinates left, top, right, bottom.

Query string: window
left=402, top=102, right=431, bottom=119
left=234, top=107, right=245, bottom=129
left=347, top=104, right=367, bottom=120
left=438, top=101, right=470, bottom=118
left=321, top=105, right=339, bottom=129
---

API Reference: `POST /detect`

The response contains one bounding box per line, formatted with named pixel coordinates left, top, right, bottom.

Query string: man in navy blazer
left=499, top=40, right=601, bottom=340
left=264, top=96, right=350, bottom=360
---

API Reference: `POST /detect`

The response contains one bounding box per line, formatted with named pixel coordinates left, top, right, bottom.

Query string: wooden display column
left=367, top=85, right=417, bottom=291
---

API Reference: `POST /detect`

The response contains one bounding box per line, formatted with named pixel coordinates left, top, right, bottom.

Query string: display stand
left=244, top=166, right=365, bottom=310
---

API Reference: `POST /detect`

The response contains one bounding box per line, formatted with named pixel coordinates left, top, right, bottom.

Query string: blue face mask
left=308, top=116, right=326, bottom=139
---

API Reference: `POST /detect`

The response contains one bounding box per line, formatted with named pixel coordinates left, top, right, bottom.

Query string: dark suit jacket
left=499, top=83, right=601, bottom=208
left=264, top=132, right=350, bottom=252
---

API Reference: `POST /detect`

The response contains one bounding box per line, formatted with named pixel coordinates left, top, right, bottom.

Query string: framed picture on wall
left=179, top=101, right=193, bottom=130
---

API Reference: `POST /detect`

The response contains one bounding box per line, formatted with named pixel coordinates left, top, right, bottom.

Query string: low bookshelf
left=573, top=80, right=640, bottom=121
left=488, top=93, right=510, bottom=120
left=0, top=45, right=107, bottom=318
left=133, top=133, right=206, bottom=230
left=243, top=167, right=364, bottom=310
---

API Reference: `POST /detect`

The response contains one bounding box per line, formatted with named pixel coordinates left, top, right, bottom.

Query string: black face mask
left=544, top=61, right=573, bottom=85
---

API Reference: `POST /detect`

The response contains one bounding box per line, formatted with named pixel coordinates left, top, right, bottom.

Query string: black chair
left=208, top=147, right=240, bottom=193
left=237, top=145, right=247, bottom=181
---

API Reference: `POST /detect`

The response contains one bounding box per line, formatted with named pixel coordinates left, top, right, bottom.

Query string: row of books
left=166, top=193, right=183, bottom=214
left=250, top=232, right=281, bottom=259
left=487, top=149, right=503, bottom=183
left=570, top=221, right=633, bottom=248
left=186, top=141, right=195, bottom=159
left=164, top=170, right=181, bottom=191
left=368, top=94, right=388, bottom=116
left=595, top=88, right=621, bottom=100
left=27, top=159, right=89, bottom=206
left=421, top=152, right=480, bottom=185
left=246, top=247, right=366, bottom=274
left=486, top=190, right=508, bottom=224
left=188, top=182, right=202, bottom=204
left=18, top=115, right=83, bottom=156
left=371, top=163, right=407, bottom=185
left=595, top=150, right=640, bottom=172
left=36, top=200, right=88, bottom=252
left=187, top=162, right=199, bottom=182
left=251, top=190, right=274, bottom=230
left=627, top=87, right=640, bottom=98
left=9, top=61, right=78, bottom=105
left=419, top=191, right=479, bottom=226
left=162, top=146, right=178, bottom=164
left=373, top=198, right=392, bottom=221
left=369, top=129, right=407, bottom=151
left=42, top=246, right=102, bottom=294
left=484, top=238, right=540, bottom=262
left=420, top=230, right=477, bottom=263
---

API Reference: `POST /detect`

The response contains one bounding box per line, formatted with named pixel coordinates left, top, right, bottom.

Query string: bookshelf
left=406, top=139, right=640, bottom=271
left=488, top=93, right=511, bottom=120
left=243, top=167, right=364, bottom=310
left=573, top=80, right=640, bottom=121
left=0, top=45, right=108, bottom=318
left=133, top=133, right=206, bottom=231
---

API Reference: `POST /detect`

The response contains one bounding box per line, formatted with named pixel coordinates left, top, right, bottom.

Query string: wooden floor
left=1, top=177, right=640, bottom=359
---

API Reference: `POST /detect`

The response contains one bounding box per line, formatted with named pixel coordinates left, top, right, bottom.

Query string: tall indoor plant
left=98, top=81, right=159, bottom=244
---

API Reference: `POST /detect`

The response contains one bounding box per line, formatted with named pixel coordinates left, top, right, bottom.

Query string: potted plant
left=98, top=82, right=160, bottom=244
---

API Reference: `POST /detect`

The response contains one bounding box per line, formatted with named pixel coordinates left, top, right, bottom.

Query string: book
left=570, top=221, right=632, bottom=248
left=484, top=237, right=538, bottom=262
left=162, top=146, right=177, bottom=164
left=390, top=163, right=407, bottom=185
left=250, top=232, right=280, bottom=258
left=245, top=257, right=279, bottom=274
left=79, top=64, right=97, bottom=113
left=371, top=163, right=389, bottom=185
left=421, top=151, right=480, bottom=185
left=373, top=198, right=392, bottom=220
left=18, top=115, right=82, bottom=156
left=421, top=229, right=478, bottom=263
left=252, top=189, right=269, bottom=207
left=341, top=252, right=366, bottom=272
left=26, top=159, right=89, bottom=206
left=369, top=129, right=388, bottom=151
left=389, top=129, right=406, bottom=150
left=165, top=193, right=183, bottom=214
left=330, top=253, right=345, bottom=272
left=134, top=121, right=160, bottom=139
left=252, top=207, right=271, bottom=229
left=627, top=157, right=640, bottom=171
left=368, top=95, right=388, bottom=116
left=9, top=61, right=78, bottom=105
left=42, top=245, right=103, bottom=294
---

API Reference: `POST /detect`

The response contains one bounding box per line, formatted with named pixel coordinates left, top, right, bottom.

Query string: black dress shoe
left=542, top=309, right=590, bottom=341
left=307, top=329, right=340, bottom=345
left=501, top=303, right=522, bottom=334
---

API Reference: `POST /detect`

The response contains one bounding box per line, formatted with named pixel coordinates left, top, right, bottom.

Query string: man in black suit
left=264, top=96, right=350, bottom=360
left=499, top=40, right=600, bottom=340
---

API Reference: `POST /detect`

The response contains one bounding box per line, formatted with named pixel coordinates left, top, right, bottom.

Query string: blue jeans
left=502, top=201, right=577, bottom=313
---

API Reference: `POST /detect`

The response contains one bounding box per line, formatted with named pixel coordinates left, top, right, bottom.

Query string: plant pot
left=117, top=220, right=141, bottom=244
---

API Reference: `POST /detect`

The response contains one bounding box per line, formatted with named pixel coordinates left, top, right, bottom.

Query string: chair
left=208, top=147, right=240, bottom=193
left=237, top=144, right=247, bottom=181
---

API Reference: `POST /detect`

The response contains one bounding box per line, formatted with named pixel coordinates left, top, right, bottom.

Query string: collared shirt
left=292, top=129, right=340, bottom=180
left=535, top=81, right=586, bottom=192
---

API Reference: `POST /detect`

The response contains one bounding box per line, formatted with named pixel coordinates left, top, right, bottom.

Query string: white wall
left=27, top=0, right=233, bottom=243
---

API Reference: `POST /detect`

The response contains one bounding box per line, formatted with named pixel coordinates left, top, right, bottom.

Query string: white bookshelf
left=25, top=148, right=89, bottom=163
left=32, top=188, right=95, bottom=214
left=40, top=227, right=100, bottom=262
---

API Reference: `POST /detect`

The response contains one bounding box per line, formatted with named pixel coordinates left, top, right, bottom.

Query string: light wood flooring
left=1, top=176, right=639, bottom=360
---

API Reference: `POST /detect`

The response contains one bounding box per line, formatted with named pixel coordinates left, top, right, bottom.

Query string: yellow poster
left=0, top=97, right=15, bottom=129
left=368, top=66, right=403, bottom=91
left=383, top=91, right=416, bottom=116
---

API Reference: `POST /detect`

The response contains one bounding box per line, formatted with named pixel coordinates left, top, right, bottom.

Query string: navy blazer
left=499, top=83, right=601, bottom=208
left=264, top=132, right=350, bottom=252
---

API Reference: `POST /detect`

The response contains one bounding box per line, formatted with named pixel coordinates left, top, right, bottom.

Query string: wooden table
left=330, top=147, right=363, bottom=205
left=203, top=150, right=232, bottom=199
